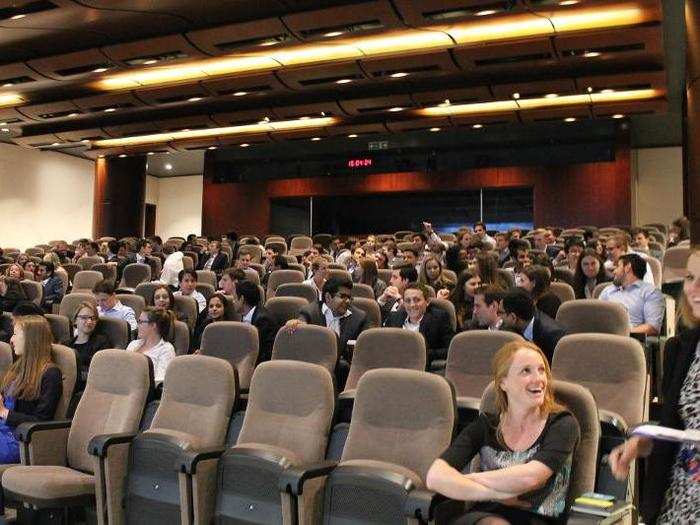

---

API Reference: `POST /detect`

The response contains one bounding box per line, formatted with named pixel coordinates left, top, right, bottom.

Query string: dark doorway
left=144, top=203, right=157, bottom=237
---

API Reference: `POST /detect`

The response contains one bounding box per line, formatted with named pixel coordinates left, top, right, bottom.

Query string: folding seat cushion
left=555, top=299, right=630, bottom=336
left=274, top=283, right=318, bottom=303
left=200, top=321, right=259, bottom=390
left=72, top=271, right=103, bottom=293
left=272, top=324, right=338, bottom=376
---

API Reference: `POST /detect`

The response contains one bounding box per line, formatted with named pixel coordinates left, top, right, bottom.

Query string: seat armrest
left=88, top=432, right=139, bottom=457
left=599, top=409, right=629, bottom=435
left=456, top=397, right=481, bottom=411
left=279, top=460, right=338, bottom=495
left=179, top=447, right=226, bottom=475
left=16, top=419, right=71, bottom=443
left=404, top=489, right=447, bottom=522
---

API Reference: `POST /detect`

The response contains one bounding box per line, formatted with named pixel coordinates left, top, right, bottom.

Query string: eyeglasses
left=137, top=319, right=153, bottom=325
left=76, top=315, right=97, bottom=321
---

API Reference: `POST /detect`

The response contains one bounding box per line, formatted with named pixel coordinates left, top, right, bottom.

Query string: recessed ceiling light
left=310, top=137, right=321, bottom=141
left=181, top=128, right=190, bottom=132
left=472, top=124, right=483, bottom=129
left=475, top=9, right=498, bottom=16
left=348, top=134, right=358, bottom=138
left=512, top=93, right=520, bottom=100
left=390, top=72, right=409, bottom=78
left=601, top=88, right=615, bottom=94
left=10, top=14, right=26, bottom=20
left=93, top=67, right=108, bottom=73
left=51, top=142, right=61, bottom=146
left=388, top=107, right=404, bottom=112
left=583, top=51, right=601, bottom=58
left=0, top=128, right=10, bottom=132
left=259, top=39, right=280, bottom=47
left=164, top=163, right=172, bottom=170
left=559, top=0, right=579, bottom=5
left=2, top=83, right=13, bottom=88
left=147, top=151, right=155, bottom=155
left=439, top=99, right=451, bottom=107
left=68, top=112, right=79, bottom=117
left=336, top=78, right=353, bottom=84
left=564, top=117, right=577, bottom=122
left=324, top=31, right=345, bottom=37
left=143, top=59, right=158, bottom=65
left=103, top=107, right=116, bottom=112
left=208, top=146, right=217, bottom=150
left=119, top=154, right=127, bottom=158
left=81, top=139, right=90, bottom=143
left=0, top=122, right=5, bottom=126
left=233, top=91, right=248, bottom=97
left=612, top=114, right=625, bottom=119
left=545, top=93, right=559, bottom=99
left=98, top=155, right=104, bottom=158
left=587, top=86, right=594, bottom=93
left=187, top=96, right=203, bottom=102
left=240, top=143, right=250, bottom=147
left=299, top=116, right=310, bottom=120
left=429, top=127, right=441, bottom=132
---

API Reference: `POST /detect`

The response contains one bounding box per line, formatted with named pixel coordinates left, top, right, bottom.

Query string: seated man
left=93, top=279, right=137, bottom=331
left=376, top=264, right=418, bottom=320
left=237, top=251, right=253, bottom=270
left=235, top=280, right=279, bottom=364
left=470, top=285, right=505, bottom=331
left=384, top=283, right=454, bottom=362
left=501, top=289, right=566, bottom=363
left=174, top=269, right=207, bottom=313
left=599, top=253, right=665, bottom=336
left=604, top=233, right=654, bottom=285
left=198, top=240, right=228, bottom=275
left=303, top=256, right=328, bottom=301
left=401, top=247, right=419, bottom=271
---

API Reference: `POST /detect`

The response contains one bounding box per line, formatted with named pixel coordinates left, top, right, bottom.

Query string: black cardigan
left=641, top=326, right=700, bottom=524
left=5, top=366, right=62, bottom=428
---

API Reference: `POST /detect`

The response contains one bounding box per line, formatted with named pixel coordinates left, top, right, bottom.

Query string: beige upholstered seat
left=480, top=380, right=599, bottom=507
left=555, top=299, right=630, bottom=336
left=429, top=298, right=457, bottom=331
left=272, top=324, right=338, bottom=376
left=19, top=279, right=42, bottom=306
left=119, top=263, right=151, bottom=290
left=77, top=257, right=102, bottom=271
left=97, top=317, right=130, bottom=349
left=58, top=292, right=96, bottom=318
left=662, top=246, right=691, bottom=283
left=351, top=283, right=374, bottom=299
left=264, top=240, right=287, bottom=255
left=238, top=244, right=263, bottom=263
left=173, top=295, right=198, bottom=331
left=266, top=269, right=304, bottom=298
left=91, top=263, right=116, bottom=282
left=167, top=320, right=190, bottom=355
left=45, top=314, right=71, bottom=345
left=289, top=236, right=313, bottom=256
left=116, top=294, right=145, bottom=320
left=550, top=281, right=576, bottom=303
left=343, top=328, right=426, bottom=394
left=265, top=296, right=308, bottom=325
left=200, top=321, right=259, bottom=390
left=351, top=297, right=381, bottom=328
left=195, top=282, right=215, bottom=302
left=377, top=268, right=392, bottom=284
left=646, top=256, right=662, bottom=288
left=134, top=282, right=160, bottom=306
left=51, top=344, right=78, bottom=420
left=196, top=270, right=217, bottom=287
left=274, top=282, right=318, bottom=303
left=242, top=268, right=260, bottom=286
left=72, top=271, right=104, bottom=293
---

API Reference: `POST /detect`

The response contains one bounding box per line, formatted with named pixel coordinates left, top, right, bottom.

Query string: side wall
left=145, top=175, right=203, bottom=240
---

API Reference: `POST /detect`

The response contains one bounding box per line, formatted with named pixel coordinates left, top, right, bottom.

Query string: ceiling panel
left=452, top=39, right=558, bottom=73
left=491, top=79, right=578, bottom=99
left=338, top=94, right=416, bottom=115
left=276, top=62, right=370, bottom=90
left=393, top=0, right=526, bottom=26
left=519, top=106, right=592, bottom=123
left=186, top=17, right=294, bottom=56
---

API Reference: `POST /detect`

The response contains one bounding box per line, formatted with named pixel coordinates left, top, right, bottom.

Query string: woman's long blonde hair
left=492, top=340, right=562, bottom=416
left=3, top=315, right=55, bottom=400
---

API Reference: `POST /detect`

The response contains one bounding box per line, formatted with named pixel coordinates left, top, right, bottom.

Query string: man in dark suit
left=377, top=265, right=418, bottom=321
left=118, top=239, right=158, bottom=282
left=384, top=283, right=454, bottom=363
left=198, top=240, right=229, bottom=276
left=501, top=289, right=567, bottom=363
left=236, top=280, right=279, bottom=364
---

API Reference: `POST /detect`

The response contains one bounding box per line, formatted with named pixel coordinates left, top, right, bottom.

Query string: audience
left=501, top=289, right=566, bottom=363
left=235, top=280, right=278, bottom=364
left=401, top=247, right=419, bottom=271
left=5, top=264, right=24, bottom=281
left=261, top=254, right=288, bottom=287
left=237, top=251, right=253, bottom=270
left=517, top=265, right=562, bottom=320
left=93, top=279, right=137, bottom=331
left=599, top=253, right=665, bottom=336
left=36, top=261, right=64, bottom=312
left=218, top=268, right=246, bottom=297
left=554, top=237, right=584, bottom=272
left=303, top=257, right=328, bottom=300
left=0, top=315, right=62, bottom=464
left=0, top=277, right=27, bottom=313
left=126, top=307, right=176, bottom=383
left=451, top=270, right=482, bottom=331
left=377, top=265, right=418, bottom=319
left=419, top=256, right=455, bottom=299
left=357, top=257, right=387, bottom=299
left=572, top=248, right=610, bottom=299
left=192, top=292, right=236, bottom=352
left=427, top=341, right=579, bottom=523
left=174, top=269, right=206, bottom=313
left=470, top=285, right=505, bottom=331
left=604, top=234, right=654, bottom=285
left=473, top=221, right=496, bottom=248
left=198, top=240, right=228, bottom=275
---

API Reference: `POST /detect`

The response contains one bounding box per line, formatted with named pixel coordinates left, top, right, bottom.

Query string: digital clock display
left=347, top=158, right=373, bottom=168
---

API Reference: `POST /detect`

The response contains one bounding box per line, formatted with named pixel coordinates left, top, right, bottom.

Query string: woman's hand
left=609, top=436, right=652, bottom=481
left=436, top=288, right=450, bottom=300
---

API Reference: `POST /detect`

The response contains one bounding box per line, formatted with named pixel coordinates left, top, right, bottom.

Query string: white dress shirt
left=126, top=338, right=176, bottom=382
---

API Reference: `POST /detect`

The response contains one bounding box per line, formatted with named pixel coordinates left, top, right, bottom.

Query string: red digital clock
left=347, top=158, right=373, bottom=168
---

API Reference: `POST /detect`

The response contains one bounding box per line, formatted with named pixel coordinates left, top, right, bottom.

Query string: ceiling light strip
left=92, top=1, right=658, bottom=92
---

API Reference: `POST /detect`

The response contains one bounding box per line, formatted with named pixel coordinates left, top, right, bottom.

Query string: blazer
left=298, top=301, right=369, bottom=356
left=641, top=327, right=700, bottom=524
left=5, top=366, right=62, bottom=428
left=251, top=305, right=279, bottom=364
left=384, top=304, right=455, bottom=362
left=41, top=275, right=64, bottom=309
left=531, top=311, right=567, bottom=364
left=198, top=252, right=229, bottom=274
left=70, top=332, right=111, bottom=388
left=536, top=292, right=562, bottom=320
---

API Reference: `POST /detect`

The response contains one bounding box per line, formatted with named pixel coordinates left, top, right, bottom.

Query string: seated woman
left=0, top=277, right=27, bottom=313
left=4, top=264, right=24, bottom=281
left=126, top=307, right=176, bottom=383
left=450, top=270, right=482, bottom=331
left=0, top=315, right=62, bottom=463
left=347, top=246, right=366, bottom=282
left=357, top=258, right=387, bottom=299
left=475, top=253, right=511, bottom=291
left=420, top=255, right=456, bottom=299
left=572, top=248, right=610, bottom=299
left=374, top=251, right=389, bottom=270
left=426, top=341, right=580, bottom=524
left=191, top=292, right=236, bottom=352
left=36, top=261, right=64, bottom=312
left=22, top=260, right=36, bottom=280
left=151, top=284, right=193, bottom=328
left=218, top=268, right=246, bottom=297
left=518, top=265, right=561, bottom=319
left=69, top=302, right=111, bottom=390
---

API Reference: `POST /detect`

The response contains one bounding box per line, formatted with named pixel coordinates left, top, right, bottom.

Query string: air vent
left=155, top=94, right=205, bottom=104
left=357, top=105, right=414, bottom=113
left=0, top=0, right=57, bottom=22
left=217, top=85, right=272, bottom=96
left=299, top=74, right=364, bottom=86
left=298, top=20, right=383, bottom=38
left=56, top=63, right=114, bottom=77
left=0, top=76, right=34, bottom=87
left=124, top=51, right=189, bottom=67
left=89, top=102, right=134, bottom=112
left=215, top=34, right=291, bottom=51
left=423, top=2, right=510, bottom=20
left=562, top=43, right=646, bottom=57
left=38, top=110, right=82, bottom=119
left=372, top=65, right=441, bottom=78
left=475, top=53, right=552, bottom=66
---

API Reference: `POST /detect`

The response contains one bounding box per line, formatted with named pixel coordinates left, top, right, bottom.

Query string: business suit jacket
left=198, top=252, right=229, bottom=275
left=384, top=304, right=455, bottom=361
left=251, top=305, right=279, bottom=364
left=41, top=275, right=64, bottom=310
left=531, top=311, right=567, bottom=364
left=379, top=297, right=401, bottom=321
left=641, top=327, right=700, bottom=524
left=298, top=301, right=369, bottom=356
left=6, top=366, right=62, bottom=428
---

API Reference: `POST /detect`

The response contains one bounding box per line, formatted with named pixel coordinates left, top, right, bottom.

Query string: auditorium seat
left=119, top=263, right=151, bottom=292
left=429, top=298, right=457, bottom=331
left=593, top=281, right=611, bottom=298
left=266, top=269, right=304, bottom=298
left=58, top=292, right=96, bottom=318
left=117, top=293, right=145, bottom=320
left=264, top=240, right=287, bottom=254
left=19, top=279, right=42, bottom=306
left=46, top=314, right=71, bottom=345
left=646, top=256, right=663, bottom=288
left=264, top=236, right=286, bottom=246
left=200, top=321, right=259, bottom=391
left=326, top=268, right=352, bottom=281
left=312, top=233, right=332, bottom=249
left=51, top=344, right=79, bottom=421
left=238, top=244, right=263, bottom=263
left=77, top=256, right=102, bottom=271
left=274, top=282, right=317, bottom=303
left=98, top=317, right=130, bottom=349
left=168, top=320, right=190, bottom=356
left=272, top=324, right=338, bottom=376
left=241, top=267, right=260, bottom=286
left=182, top=255, right=194, bottom=271
left=91, top=263, right=116, bottom=282
left=351, top=297, right=381, bottom=328
left=662, top=246, right=690, bottom=284
left=211, top=361, right=334, bottom=524
left=195, top=282, right=215, bottom=302
left=328, top=262, right=348, bottom=271
left=289, top=235, right=313, bottom=256
left=549, top=281, right=576, bottom=303
left=60, top=263, right=80, bottom=284
left=287, top=262, right=306, bottom=275
left=72, top=270, right=103, bottom=293
left=123, top=355, right=236, bottom=524
left=351, top=283, right=375, bottom=300
left=2, top=350, right=150, bottom=524
left=195, top=269, right=217, bottom=288
left=306, top=369, right=454, bottom=524
left=54, top=267, right=69, bottom=297
left=553, top=267, right=575, bottom=285
left=134, top=282, right=160, bottom=305
left=265, top=296, right=308, bottom=325
left=394, top=230, right=415, bottom=240
left=555, top=299, right=630, bottom=336
left=377, top=268, right=393, bottom=284
left=173, top=295, right=198, bottom=331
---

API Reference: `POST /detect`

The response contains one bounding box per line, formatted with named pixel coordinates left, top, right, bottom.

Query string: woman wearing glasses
left=126, top=307, right=176, bottom=383
left=70, top=302, right=111, bottom=391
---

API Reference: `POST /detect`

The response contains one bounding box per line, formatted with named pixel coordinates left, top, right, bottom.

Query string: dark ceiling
left=0, top=0, right=681, bottom=163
